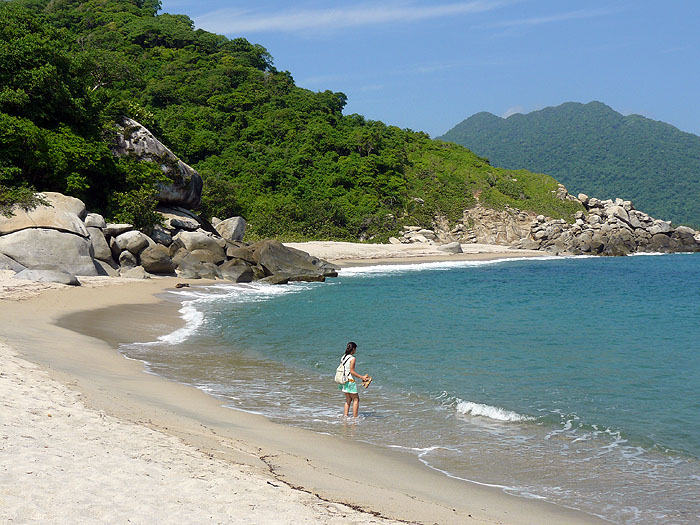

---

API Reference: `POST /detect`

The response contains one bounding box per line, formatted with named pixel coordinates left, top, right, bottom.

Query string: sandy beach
left=0, top=243, right=604, bottom=524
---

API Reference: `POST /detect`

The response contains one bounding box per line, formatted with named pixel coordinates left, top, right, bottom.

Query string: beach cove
left=0, top=244, right=606, bottom=525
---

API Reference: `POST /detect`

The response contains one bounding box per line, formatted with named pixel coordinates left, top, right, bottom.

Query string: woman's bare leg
left=343, top=393, right=352, bottom=417
left=350, top=393, right=360, bottom=417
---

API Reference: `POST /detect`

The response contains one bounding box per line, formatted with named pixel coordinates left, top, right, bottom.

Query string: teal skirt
left=338, top=380, right=358, bottom=394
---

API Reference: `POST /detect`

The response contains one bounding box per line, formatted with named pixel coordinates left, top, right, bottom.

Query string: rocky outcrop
left=397, top=205, right=535, bottom=248
left=511, top=194, right=700, bottom=255
left=110, top=118, right=203, bottom=209
left=0, top=228, right=98, bottom=276
left=0, top=191, right=338, bottom=285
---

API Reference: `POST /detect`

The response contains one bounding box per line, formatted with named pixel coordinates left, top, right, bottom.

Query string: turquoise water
left=122, top=253, right=700, bottom=524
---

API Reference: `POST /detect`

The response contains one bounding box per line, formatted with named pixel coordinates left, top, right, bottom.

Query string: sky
left=160, top=0, right=700, bottom=138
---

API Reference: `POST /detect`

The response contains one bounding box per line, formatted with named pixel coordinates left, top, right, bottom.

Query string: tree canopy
left=439, top=101, right=700, bottom=227
left=1, top=0, right=582, bottom=238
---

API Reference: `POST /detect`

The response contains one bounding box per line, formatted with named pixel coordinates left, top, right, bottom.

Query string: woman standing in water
left=338, top=341, right=370, bottom=417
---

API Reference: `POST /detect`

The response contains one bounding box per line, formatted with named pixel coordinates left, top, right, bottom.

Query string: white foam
left=157, top=302, right=204, bottom=345
left=136, top=281, right=320, bottom=347
left=456, top=400, right=534, bottom=422
left=339, top=255, right=564, bottom=277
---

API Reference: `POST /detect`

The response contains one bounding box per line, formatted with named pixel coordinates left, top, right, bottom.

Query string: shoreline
left=0, top=249, right=604, bottom=524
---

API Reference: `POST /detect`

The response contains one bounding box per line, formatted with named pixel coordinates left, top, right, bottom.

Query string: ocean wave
left=455, top=400, right=534, bottom=422
left=137, top=281, right=319, bottom=347
left=156, top=301, right=205, bottom=345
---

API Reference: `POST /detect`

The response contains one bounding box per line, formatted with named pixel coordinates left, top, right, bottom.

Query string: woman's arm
left=349, top=357, right=368, bottom=380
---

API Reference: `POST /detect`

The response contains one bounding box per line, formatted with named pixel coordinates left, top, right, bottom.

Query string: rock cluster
left=512, top=194, right=700, bottom=255
left=0, top=193, right=338, bottom=285
left=395, top=205, right=535, bottom=248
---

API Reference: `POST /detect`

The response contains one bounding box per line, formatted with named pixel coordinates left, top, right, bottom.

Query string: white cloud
left=195, top=1, right=506, bottom=35
left=484, top=7, right=618, bottom=29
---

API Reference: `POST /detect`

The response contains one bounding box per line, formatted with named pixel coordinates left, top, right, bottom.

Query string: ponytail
left=344, top=341, right=357, bottom=357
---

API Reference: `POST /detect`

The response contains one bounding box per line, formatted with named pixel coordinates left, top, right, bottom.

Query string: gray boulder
left=175, top=258, right=221, bottom=280
left=120, top=265, right=150, bottom=279
left=254, top=240, right=326, bottom=278
left=0, top=228, right=98, bottom=275
left=14, top=266, right=80, bottom=286
left=220, top=259, right=254, bottom=283
left=602, top=228, right=636, bottom=256
left=139, top=244, right=176, bottom=274
left=94, top=259, right=119, bottom=277
left=114, top=230, right=150, bottom=255
left=188, top=248, right=225, bottom=264
left=437, top=242, right=463, bottom=254
left=173, top=231, right=225, bottom=260
left=146, top=224, right=173, bottom=246
left=104, top=223, right=133, bottom=237
left=88, top=227, right=112, bottom=262
left=215, top=216, right=246, bottom=242
left=0, top=193, right=88, bottom=237
left=84, top=213, right=106, bottom=228
left=158, top=207, right=201, bottom=232
left=672, top=226, right=700, bottom=251
left=0, top=253, right=25, bottom=272
left=648, top=234, right=678, bottom=252
left=111, top=118, right=203, bottom=209
left=119, top=250, right=138, bottom=270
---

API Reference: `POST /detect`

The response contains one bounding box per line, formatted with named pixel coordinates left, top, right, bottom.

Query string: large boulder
left=119, top=250, right=138, bottom=270
left=88, top=227, right=113, bottom=262
left=103, top=223, right=133, bottom=237
left=157, top=206, right=202, bottom=232
left=0, top=193, right=88, bottom=237
left=174, top=256, right=221, bottom=279
left=648, top=233, right=678, bottom=252
left=14, top=266, right=80, bottom=286
left=437, top=242, right=463, bottom=254
left=84, top=213, right=106, bottom=228
left=220, top=259, right=254, bottom=283
left=120, top=265, right=150, bottom=279
left=254, top=240, right=327, bottom=277
left=139, top=244, right=176, bottom=274
left=111, top=118, right=203, bottom=209
left=215, top=216, right=246, bottom=242
left=146, top=224, right=173, bottom=246
left=114, top=230, right=150, bottom=255
left=173, top=231, right=225, bottom=260
left=672, top=226, right=700, bottom=252
left=0, top=228, right=98, bottom=275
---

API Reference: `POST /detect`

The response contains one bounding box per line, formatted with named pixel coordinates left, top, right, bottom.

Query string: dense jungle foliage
left=0, top=0, right=581, bottom=239
left=439, top=101, right=700, bottom=227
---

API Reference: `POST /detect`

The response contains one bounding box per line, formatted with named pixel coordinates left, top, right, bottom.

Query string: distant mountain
left=438, top=101, right=700, bottom=226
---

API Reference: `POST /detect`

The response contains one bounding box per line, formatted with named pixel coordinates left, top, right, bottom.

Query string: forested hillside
left=439, top=101, right=700, bottom=227
left=0, top=0, right=581, bottom=240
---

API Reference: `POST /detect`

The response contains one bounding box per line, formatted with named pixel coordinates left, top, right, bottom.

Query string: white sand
left=284, top=241, right=543, bottom=263
left=0, top=339, right=393, bottom=524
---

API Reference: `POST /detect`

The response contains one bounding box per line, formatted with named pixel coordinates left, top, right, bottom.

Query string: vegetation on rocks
left=1, top=0, right=582, bottom=241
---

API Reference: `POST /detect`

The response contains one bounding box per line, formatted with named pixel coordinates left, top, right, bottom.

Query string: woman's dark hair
left=344, top=341, right=357, bottom=356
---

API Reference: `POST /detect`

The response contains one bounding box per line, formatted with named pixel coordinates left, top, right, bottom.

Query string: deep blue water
left=122, top=253, right=700, bottom=524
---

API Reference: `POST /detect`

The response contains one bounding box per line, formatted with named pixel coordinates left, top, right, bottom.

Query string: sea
left=120, top=253, right=700, bottom=524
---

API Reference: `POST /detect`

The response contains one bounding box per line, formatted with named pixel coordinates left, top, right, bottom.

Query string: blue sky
left=160, top=1, right=700, bottom=138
